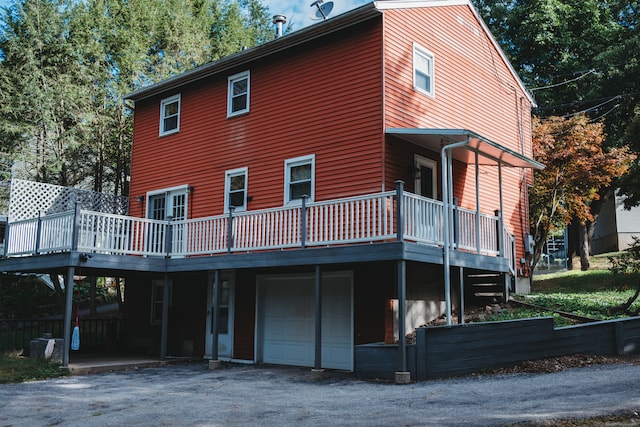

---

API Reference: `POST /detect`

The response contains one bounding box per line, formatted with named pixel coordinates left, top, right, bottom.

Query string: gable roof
left=125, top=0, right=533, bottom=105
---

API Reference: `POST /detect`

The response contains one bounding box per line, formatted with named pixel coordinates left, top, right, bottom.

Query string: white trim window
left=159, top=94, right=181, bottom=136
left=227, top=71, right=250, bottom=117
left=224, top=167, right=248, bottom=212
left=413, top=44, right=435, bottom=97
left=285, top=155, right=315, bottom=204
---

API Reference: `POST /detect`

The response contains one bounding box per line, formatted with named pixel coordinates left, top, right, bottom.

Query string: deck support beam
left=314, top=265, right=322, bottom=370
left=211, top=269, right=221, bottom=361
left=62, top=266, right=75, bottom=367
left=397, top=259, right=407, bottom=373
left=160, top=273, right=170, bottom=359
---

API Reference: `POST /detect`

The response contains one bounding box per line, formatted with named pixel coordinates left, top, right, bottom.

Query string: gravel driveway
left=1, top=362, right=639, bottom=426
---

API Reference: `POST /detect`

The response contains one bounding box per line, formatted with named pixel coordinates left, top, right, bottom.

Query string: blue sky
left=0, top=0, right=370, bottom=31
left=264, top=0, right=368, bottom=30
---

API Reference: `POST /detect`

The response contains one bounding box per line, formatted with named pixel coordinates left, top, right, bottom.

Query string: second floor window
left=225, top=167, right=248, bottom=212
left=413, top=44, right=435, bottom=97
left=285, top=155, right=315, bottom=204
left=160, top=94, right=180, bottom=136
left=228, top=71, right=250, bottom=117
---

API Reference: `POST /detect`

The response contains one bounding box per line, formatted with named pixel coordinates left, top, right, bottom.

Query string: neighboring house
left=592, top=190, right=640, bottom=254
left=0, top=0, right=542, bottom=374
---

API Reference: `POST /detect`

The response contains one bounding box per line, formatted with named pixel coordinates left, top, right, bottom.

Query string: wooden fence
left=355, top=316, right=640, bottom=381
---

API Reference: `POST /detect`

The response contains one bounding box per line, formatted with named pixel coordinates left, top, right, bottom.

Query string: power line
left=529, top=69, right=598, bottom=91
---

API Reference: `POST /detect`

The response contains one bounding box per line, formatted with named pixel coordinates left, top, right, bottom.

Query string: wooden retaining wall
left=355, top=317, right=640, bottom=381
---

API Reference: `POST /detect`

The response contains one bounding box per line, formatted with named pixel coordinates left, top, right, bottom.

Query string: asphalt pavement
left=1, top=361, right=639, bottom=426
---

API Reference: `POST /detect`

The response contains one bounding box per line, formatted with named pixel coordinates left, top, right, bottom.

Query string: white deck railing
left=4, top=190, right=513, bottom=267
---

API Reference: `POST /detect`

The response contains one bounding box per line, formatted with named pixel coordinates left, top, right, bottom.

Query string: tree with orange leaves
left=529, top=114, right=635, bottom=273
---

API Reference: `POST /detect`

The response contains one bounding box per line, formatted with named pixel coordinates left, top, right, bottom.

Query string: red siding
left=130, top=20, right=385, bottom=219
left=382, top=5, right=534, bottom=263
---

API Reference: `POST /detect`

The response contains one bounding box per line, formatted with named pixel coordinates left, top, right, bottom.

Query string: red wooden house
left=2, top=0, right=542, bottom=376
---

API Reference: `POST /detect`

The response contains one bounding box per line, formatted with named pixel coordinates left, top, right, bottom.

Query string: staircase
left=463, top=270, right=511, bottom=306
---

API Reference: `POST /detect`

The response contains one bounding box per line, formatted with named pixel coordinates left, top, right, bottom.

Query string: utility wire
left=530, top=69, right=598, bottom=91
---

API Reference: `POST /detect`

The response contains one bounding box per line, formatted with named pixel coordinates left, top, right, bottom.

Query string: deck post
left=160, top=273, right=170, bottom=359
left=164, top=216, right=173, bottom=258
left=395, top=180, right=404, bottom=242
left=211, top=270, right=220, bottom=362
left=458, top=267, right=465, bottom=324
left=34, top=212, right=42, bottom=255
left=397, top=259, right=407, bottom=373
left=301, top=195, right=308, bottom=249
left=227, top=207, right=235, bottom=254
left=314, top=265, right=322, bottom=370
left=3, top=218, right=10, bottom=257
left=62, top=266, right=75, bottom=367
left=71, top=203, right=81, bottom=252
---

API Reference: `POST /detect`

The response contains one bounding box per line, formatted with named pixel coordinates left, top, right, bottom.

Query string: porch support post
left=212, top=270, right=221, bottom=361
left=397, top=259, right=407, bottom=373
left=475, top=151, right=481, bottom=254
left=160, top=273, right=170, bottom=359
left=314, top=265, right=322, bottom=370
left=62, top=266, right=75, bottom=367
left=441, top=139, right=469, bottom=326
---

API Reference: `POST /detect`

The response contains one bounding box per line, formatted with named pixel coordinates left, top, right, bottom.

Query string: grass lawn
left=486, top=252, right=640, bottom=325
left=0, top=354, right=68, bottom=384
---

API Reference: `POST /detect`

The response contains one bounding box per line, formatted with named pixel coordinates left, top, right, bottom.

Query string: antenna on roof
left=310, top=0, right=334, bottom=20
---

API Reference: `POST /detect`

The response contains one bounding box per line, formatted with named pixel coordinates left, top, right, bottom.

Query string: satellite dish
left=310, top=0, right=334, bottom=20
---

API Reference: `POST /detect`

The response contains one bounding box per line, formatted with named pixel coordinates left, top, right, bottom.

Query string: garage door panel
left=260, top=274, right=353, bottom=370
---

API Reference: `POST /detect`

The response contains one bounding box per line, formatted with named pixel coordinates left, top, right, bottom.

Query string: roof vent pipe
left=273, top=15, right=286, bottom=39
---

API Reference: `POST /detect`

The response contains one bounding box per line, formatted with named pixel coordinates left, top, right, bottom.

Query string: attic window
left=160, top=94, right=180, bottom=136
left=227, top=71, right=250, bottom=117
left=413, top=44, right=435, bottom=97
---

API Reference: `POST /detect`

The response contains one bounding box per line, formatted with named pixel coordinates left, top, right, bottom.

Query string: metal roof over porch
left=386, top=128, right=545, bottom=169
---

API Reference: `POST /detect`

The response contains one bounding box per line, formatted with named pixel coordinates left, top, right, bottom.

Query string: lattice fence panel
left=9, top=179, right=129, bottom=221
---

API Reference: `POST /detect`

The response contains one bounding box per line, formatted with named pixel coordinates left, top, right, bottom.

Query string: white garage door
left=258, top=272, right=353, bottom=371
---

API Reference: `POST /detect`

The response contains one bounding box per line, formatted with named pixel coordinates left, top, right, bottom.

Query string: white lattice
left=8, top=179, right=129, bottom=221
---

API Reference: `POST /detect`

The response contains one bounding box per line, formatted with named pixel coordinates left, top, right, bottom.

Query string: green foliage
left=0, top=0, right=274, bottom=194
left=532, top=268, right=636, bottom=293
left=609, top=236, right=640, bottom=276
left=0, top=274, right=59, bottom=318
left=520, top=291, right=640, bottom=319
left=475, top=0, right=640, bottom=217
left=0, top=353, right=68, bottom=384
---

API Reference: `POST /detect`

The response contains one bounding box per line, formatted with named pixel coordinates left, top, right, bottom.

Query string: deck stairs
left=463, top=270, right=511, bottom=306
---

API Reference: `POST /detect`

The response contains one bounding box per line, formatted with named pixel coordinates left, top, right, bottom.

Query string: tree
left=529, top=114, right=635, bottom=272
left=474, top=0, right=640, bottom=262
left=0, top=0, right=274, bottom=196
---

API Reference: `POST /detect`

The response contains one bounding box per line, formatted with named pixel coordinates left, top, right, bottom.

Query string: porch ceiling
left=386, top=128, right=544, bottom=169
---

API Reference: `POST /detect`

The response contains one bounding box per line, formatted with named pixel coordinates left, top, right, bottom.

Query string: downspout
left=441, top=138, right=469, bottom=325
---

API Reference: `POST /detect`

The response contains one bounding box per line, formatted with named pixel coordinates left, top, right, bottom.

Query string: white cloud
left=263, top=0, right=369, bottom=32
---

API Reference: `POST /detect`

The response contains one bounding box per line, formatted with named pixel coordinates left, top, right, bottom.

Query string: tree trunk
left=579, top=223, right=590, bottom=271
left=566, top=222, right=579, bottom=270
